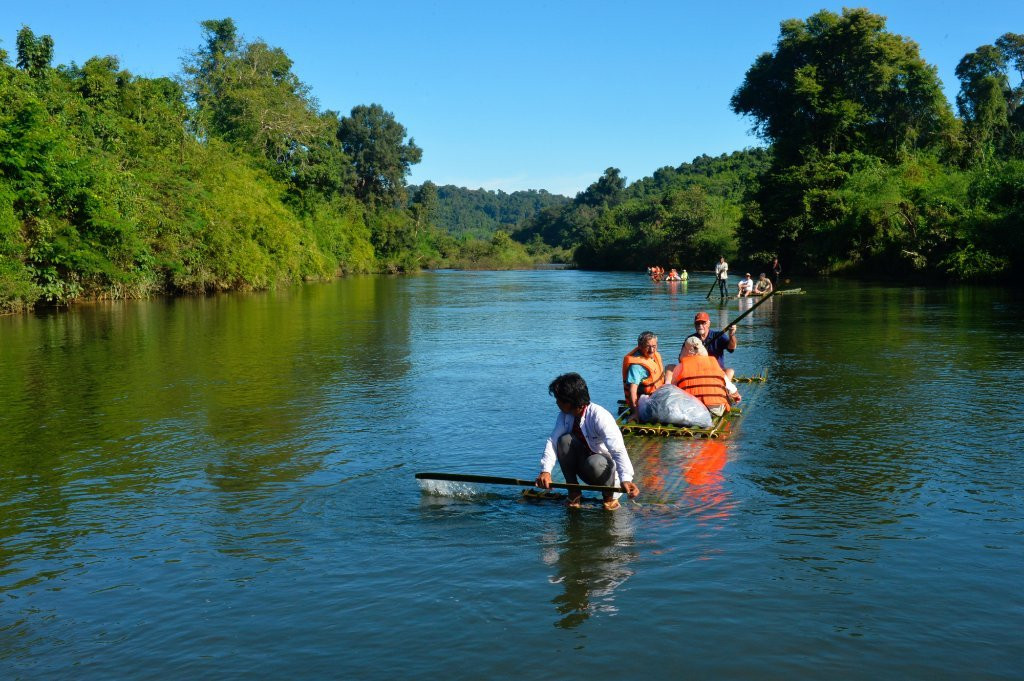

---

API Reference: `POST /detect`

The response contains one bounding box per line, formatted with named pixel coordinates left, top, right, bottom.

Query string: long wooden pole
left=705, top=275, right=719, bottom=300
left=415, top=472, right=624, bottom=494
left=723, top=289, right=777, bottom=329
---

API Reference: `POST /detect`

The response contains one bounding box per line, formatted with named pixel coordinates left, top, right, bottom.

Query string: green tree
left=956, top=33, right=1024, bottom=163
left=183, top=18, right=330, bottom=180
left=423, top=185, right=570, bottom=239
left=731, top=8, right=955, bottom=165
left=730, top=9, right=959, bottom=274
left=286, top=109, right=356, bottom=209
left=337, top=104, right=422, bottom=206
left=576, top=167, right=625, bottom=208
left=411, top=180, right=439, bottom=229
left=15, top=26, right=53, bottom=78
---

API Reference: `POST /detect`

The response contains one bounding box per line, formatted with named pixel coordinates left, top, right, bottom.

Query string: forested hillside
left=408, top=184, right=570, bottom=239
left=514, top=151, right=769, bottom=270
left=4, top=9, right=1023, bottom=314
left=513, top=9, right=1024, bottom=280
left=0, top=20, right=563, bottom=314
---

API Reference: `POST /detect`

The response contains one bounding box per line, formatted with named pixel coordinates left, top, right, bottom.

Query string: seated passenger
left=737, top=273, right=754, bottom=297
left=621, top=331, right=665, bottom=422
left=665, top=268, right=682, bottom=281
left=669, top=337, right=737, bottom=418
left=680, top=269, right=688, bottom=281
left=753, top=272, right=773, bottom=295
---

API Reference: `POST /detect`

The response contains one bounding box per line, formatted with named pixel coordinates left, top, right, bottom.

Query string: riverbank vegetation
left=514, top=9, right=1023, bottom=281
left=3, top=10, right=1023, bottom=313
left=0, top=19, right=565, bottom=313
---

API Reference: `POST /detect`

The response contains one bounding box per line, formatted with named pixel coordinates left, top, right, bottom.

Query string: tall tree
left=183, top=18, right=329, bottom=179
left=576, top=167, right=625, bottom=208
left=411, top=180, right=439, bottom=229
left=731, top=8, right=955, bottom=165
left=15, top=26, right=53, bottom=78
left=337, top=104, right=422, bottom=206
left=956, top=33, right=1024, bottom=162
left=730, top=9, right=960, bottom=273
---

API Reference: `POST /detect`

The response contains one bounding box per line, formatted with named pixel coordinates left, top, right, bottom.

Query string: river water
left=1, top=271, right=1022, bottom=679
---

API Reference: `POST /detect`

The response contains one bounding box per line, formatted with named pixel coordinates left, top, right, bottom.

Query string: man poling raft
left=621, top=331, right=666, bottom=422
left=688, top=311, right=737, bottom=382
left=535, top=372, right=640, bottom=510
left=619, top=291, right=777, bottom=437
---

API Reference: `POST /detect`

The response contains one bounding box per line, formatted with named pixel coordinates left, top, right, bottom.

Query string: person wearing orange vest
left=621, top=331, right=665, bottom=422
left=670, top=336, right=736, bottom=417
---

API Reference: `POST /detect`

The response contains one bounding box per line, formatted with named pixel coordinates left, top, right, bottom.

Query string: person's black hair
left=548, top=372, right=591, bottom=408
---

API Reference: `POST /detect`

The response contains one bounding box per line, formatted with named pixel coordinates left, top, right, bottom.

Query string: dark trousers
left=555, top=433, right=614, bottom=493
left=718, top=277, right=728, bottom=297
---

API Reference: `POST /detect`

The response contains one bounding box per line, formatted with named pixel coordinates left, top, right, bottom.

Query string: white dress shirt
left=539, top=403, right=634, bottom=483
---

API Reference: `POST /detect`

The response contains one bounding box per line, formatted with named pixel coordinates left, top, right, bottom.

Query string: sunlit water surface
left=2, top=271, right=1022, bottom=679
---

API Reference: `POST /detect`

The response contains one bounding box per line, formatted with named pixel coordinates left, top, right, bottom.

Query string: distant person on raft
left=737, top=273, right=754, bottom=297
left=754, top=273, right=773, bottom=296
left=715, top=256, right=729, bottom=297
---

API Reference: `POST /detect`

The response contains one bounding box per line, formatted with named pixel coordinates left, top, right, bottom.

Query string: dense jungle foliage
left=3, top=9, right=1023, bottom=313
left=411, top=185, right=570, bottom=240
left=514, top=9, right=1024, bottom=280
left=0, top=19, right=563, bottom=313
left=513, top=152, right=770, bottom=270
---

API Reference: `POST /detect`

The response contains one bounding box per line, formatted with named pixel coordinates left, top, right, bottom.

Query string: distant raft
left=746, top=287, right=803, bottom=297
left=617, top=370, right=767, bottom=439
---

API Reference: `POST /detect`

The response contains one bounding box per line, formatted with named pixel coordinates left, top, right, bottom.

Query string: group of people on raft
left=534, top=311, right=741, bottom=510
left=647, top=266, right=687, bottom=282
left=621, top=312, right=740, bottom=421
left=716, top=256, right=783, bottom=298
left=736, top=272, right=773, bottom=298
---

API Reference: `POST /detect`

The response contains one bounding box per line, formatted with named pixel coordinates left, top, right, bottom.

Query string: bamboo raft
left=616, top=370, right=767, bottom=439
left=744, top=287, right=803, bottom=298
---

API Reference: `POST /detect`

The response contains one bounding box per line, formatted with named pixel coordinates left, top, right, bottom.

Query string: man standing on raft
left=535, top=373, right=640, bottom=510
left=715, top=256, right=729, bottom=298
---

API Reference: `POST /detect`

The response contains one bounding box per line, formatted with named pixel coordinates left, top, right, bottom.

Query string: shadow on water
left=537, top=436, right=739, bottom=630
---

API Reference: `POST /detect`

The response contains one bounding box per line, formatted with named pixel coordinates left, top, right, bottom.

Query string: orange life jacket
left=621, top=348, right=665, bottom=401
left=673, top=355, right=730, bottom=412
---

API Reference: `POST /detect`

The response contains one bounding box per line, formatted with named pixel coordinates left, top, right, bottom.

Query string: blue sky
left=5, top=1, right=1022, bottom=196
